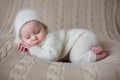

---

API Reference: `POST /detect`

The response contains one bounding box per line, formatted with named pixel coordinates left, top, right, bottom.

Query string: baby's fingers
left=22, top=47, right=26, bottom=52
left=18, top=44, right=25, bottom=52
left=17, top=43, right=21, bottom=50
left=20, top=47, right=28, bottom=52
left=19, top=46, right=23, bottom=52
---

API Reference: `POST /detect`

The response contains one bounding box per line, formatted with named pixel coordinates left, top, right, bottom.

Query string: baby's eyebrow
left=34, top=27, right=40, bottom=31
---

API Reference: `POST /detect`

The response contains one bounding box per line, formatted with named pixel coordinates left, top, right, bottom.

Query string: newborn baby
left=14, top=9, right=108, bottom=63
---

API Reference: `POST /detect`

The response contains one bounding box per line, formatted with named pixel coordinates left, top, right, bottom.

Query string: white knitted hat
left=14, top=9, right=46, bottom=44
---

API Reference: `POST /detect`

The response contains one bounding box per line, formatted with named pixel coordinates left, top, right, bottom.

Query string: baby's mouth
left=34, top=41, right=41, bottom=45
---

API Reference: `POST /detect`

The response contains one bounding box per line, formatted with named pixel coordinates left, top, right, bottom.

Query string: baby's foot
left=96, top=52, right=108, bottom=61
left=91, top=46, right=103, bottom=55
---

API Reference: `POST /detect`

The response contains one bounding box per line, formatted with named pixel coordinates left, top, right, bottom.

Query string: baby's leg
left=69, top=31, right=99, bottom=63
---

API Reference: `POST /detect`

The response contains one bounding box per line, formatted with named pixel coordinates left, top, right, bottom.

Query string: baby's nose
left=32, top=35, right=37, bottom=40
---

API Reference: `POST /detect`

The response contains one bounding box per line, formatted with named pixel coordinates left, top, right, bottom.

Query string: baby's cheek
left=41, top=34, right=46, bottom=40
left=30, top=42, right=36, bottom=47
left=25, top=41, right=32, bottom=46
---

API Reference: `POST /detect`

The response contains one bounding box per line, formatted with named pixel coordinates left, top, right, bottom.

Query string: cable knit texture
left=0, top=0, right=120, bottom=80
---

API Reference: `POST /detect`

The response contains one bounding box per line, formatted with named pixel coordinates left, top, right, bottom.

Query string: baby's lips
left=34, top=41, right=42, bottom=45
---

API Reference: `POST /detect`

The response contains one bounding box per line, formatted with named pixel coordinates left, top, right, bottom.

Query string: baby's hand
left=17, top=42, right=28, bottom=52
left=22, top=42, right=32, bottom=51
left=91, top=46, right=103, bottom=55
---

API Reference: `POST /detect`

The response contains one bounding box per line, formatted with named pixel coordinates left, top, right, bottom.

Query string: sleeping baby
left=14, top=9, right=108, bottom=63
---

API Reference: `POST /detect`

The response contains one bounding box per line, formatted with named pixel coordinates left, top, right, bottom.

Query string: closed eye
left=25, top=36, right=31, bottom=39
left=35, top=30, right=40, bottom=34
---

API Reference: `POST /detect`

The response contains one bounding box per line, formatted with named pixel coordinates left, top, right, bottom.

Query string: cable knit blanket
left=0, top=0, right=120, bottom=80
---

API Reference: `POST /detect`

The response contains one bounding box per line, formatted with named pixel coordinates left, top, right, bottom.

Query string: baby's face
left=20, top=20, right=47, bottom=46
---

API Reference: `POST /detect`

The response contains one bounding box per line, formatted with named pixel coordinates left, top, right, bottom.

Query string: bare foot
left=96, top=52, right=108, bottom=61
left=91, top=46, right=103, bottom=55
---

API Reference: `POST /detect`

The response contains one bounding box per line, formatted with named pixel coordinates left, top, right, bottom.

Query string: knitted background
left=0, top=0, right=120, bottom=80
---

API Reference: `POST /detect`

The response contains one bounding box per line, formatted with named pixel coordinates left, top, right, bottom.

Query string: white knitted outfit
left=30, top=29, right=98, bottom=63
left=15, top=9, right=98, bottom=63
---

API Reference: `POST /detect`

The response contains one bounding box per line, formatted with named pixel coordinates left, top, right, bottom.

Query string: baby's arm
left=29, top=34, right=63, bottom=61
left=30, top=46, right=59, bottom=61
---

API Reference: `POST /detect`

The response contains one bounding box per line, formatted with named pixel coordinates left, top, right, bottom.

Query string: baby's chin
left=37, top=41, right=45, bottom=46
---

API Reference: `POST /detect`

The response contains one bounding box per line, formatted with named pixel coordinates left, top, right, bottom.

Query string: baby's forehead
left=20, top=22, right=40, bottom=33
left=25, top=20, right=42, bottom=26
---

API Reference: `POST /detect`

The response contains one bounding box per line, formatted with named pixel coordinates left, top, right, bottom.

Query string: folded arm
left=29, top=33, right=63, bottom=61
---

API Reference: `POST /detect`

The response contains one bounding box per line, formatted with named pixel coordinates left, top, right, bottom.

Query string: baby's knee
left=69, top=54, right=83, bottom=63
